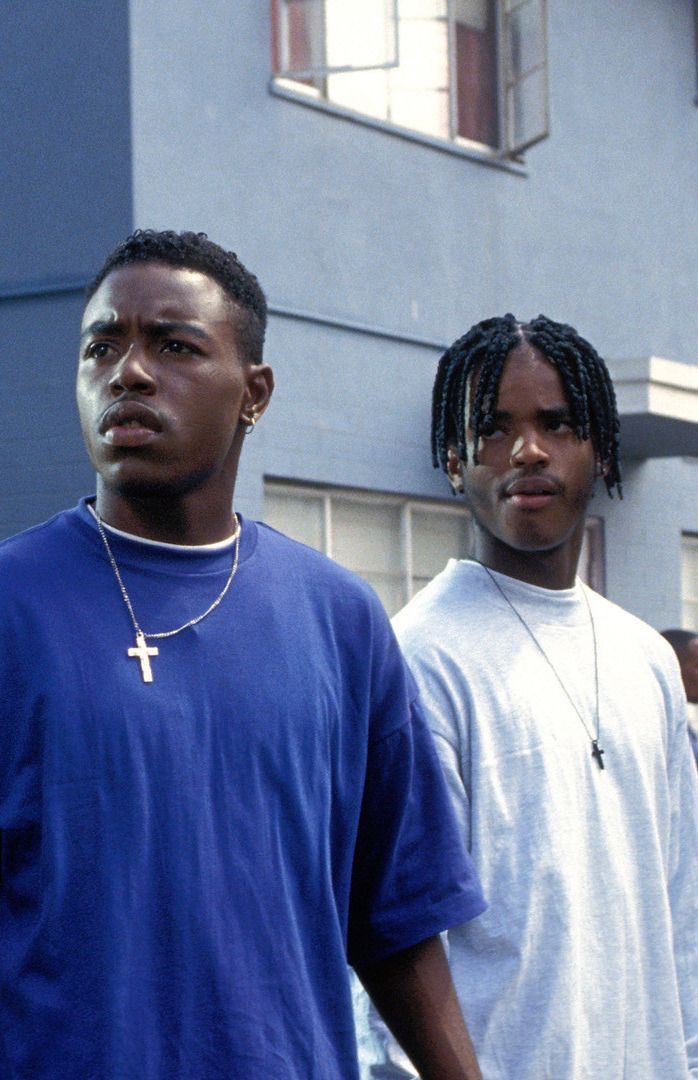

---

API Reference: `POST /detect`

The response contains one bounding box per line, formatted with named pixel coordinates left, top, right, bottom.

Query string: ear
left=241, top=363, right=274, bottom=424
left=446, top=447, right=464, bottom=493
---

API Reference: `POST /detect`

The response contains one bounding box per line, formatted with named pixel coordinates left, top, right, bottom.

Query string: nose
left=109, top=343, right=156, bottom=396
left=510, top=427, right=549, bottom=467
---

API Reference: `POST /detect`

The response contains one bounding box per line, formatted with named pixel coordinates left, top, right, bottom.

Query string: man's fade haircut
left=85, top=229, right=268, bottom=365
left=431, top=313, right=622, bottom=498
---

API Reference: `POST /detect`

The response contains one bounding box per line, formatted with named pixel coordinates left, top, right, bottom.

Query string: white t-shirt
left=375, top=560, right=698, bottom=1080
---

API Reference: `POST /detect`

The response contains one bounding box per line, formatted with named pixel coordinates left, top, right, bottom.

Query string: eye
left=546, top=415, right=574, bottom=433
left=479, top=416, right=506, bottom=440
left=161, top=339, right=198, bottom=355
left=84, top=341, right=112, bottom=360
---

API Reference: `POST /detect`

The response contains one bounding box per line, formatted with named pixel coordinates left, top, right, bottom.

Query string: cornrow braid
left=431, top=314, right=520, bottom=471
left=431, top=314, right=622, bottom=498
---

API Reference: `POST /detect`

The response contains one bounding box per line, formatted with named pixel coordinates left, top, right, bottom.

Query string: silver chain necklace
left=478, top=562, right=605, bottom=770
left=92, top=508, right=241, bottom=684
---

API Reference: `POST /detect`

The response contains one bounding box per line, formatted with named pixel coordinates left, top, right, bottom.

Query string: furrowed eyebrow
left=79, top=319, right=210, bottom=343
left=146, top=320, right=210, bottom=340
left=80, top=319, right=126, bottom=343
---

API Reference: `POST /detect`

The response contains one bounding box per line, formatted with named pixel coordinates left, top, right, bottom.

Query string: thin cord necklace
left=91, top=508, right=241, bottom=684
left=478, top=562, right=605, bottom=770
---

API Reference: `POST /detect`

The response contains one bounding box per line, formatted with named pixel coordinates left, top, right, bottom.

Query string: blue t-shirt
left=0, top=500, right=485, bottom=1079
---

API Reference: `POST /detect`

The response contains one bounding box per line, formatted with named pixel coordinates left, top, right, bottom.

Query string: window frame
left=682, top=532, right=698, bottom=630
left=501, top=0, right=550, bottom=155
left=270, top=0, right=549, bottom=163
left=579, top=515, right=605, bottom=596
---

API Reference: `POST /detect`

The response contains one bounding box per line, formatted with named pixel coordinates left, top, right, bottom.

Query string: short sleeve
left=347, top=691, right=486, bottom=968
left=664, top=659, right=698, bottom=1073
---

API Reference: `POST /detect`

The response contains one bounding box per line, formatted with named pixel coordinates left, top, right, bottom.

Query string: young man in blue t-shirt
left=0, top=230, right=486, bottom=1079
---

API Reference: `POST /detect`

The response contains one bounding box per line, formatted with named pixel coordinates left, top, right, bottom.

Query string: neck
left=472, top=532, right=583, bottom=590
left=94, top=483, right=238, bottom=545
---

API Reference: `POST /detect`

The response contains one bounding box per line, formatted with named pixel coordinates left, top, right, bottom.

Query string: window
left=682, top=534, right=698, bottom=630
left=264, top=482, right=605, bottom=615
left=271, top=0, right=549, bottom=158
left=264, top=482, right=472, bottom=615
left=579, top=515, right=605, bottom=596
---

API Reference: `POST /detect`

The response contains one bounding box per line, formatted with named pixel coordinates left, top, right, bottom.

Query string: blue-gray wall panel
left=1, top=1, right=132, bottom=536
left=0, top=293, right=94, bottom=538
left=0, top=2, right=133, bottom=289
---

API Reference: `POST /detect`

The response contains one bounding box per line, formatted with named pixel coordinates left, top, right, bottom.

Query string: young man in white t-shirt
left=368, top=314, right=698, bottom=1079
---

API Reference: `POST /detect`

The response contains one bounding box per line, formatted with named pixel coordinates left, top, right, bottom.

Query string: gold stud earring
left=240, top=412, right=257, bottom=434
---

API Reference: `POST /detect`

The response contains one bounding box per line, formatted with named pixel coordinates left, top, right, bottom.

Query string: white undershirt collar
left=87, top=503, right=238, bottom=553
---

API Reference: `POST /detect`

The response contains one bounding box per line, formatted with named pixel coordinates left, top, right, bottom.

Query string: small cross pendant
left=128, top=631, right=159, bottom=683
left=591, top=739, right=605, bottom=770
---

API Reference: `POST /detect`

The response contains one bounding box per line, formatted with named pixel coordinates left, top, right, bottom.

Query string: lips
left=503, top=477, right=560, bottom=509
left=99, top=400, right=163, bottom=447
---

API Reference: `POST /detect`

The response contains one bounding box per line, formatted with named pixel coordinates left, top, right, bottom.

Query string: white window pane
left=388, top=13, right=449, bottom=136
left=332, top=500, right=401, bottom=575
left=578, top=516, right=605, bottom=594
left=278, top=0, right=398, bottom=77
left=327, top=68, right=390, bottom=119
left=507, top=0, right=545, bottom=78
left=504, top=0, right=548, bottom=153
left=326, top=3, right=449, bottom=138
left=332, top=500, right=405, bottom=614
left=363, top=576, right=406, bottom=617
left=411, top=510, right=471, bottom=587
left=400, top=0, right=447, bottom=20
left=390, top=86, right=450, bottom=136
left=265, top=490, right=326, bottom=552
left=325, top=0, right=399, bottom=70
left=507, top=65, right=548, bottom=153
left=392, top=18, right=448, bottom=91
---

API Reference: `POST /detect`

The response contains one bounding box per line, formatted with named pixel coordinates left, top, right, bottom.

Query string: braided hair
left=85, top=229, right=267, bottom=365
left=431, top=314, right=622, bottom=498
